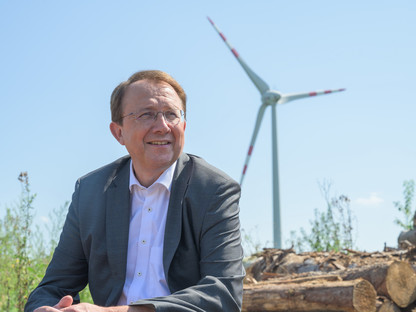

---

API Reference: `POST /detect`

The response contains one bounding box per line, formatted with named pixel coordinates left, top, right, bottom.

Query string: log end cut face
left=386, top=261, right=416, bottom=308
left=353, top=279, right=377, bottom=312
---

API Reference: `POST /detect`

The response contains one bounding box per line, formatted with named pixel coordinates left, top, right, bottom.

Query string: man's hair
left=110, top=70, right=187, bottom=124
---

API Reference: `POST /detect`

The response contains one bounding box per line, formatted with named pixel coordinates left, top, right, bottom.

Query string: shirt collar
left=129, top=160, right=177, bottom=192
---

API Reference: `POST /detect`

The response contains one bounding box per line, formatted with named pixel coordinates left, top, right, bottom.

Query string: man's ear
left=109, top=122, right=125, bottom=145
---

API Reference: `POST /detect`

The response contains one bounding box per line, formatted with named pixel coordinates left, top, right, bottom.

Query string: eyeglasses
left=121, top=109, right=185, bottom=125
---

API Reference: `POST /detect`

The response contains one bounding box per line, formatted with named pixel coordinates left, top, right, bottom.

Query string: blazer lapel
left=163, top=153, right=192, bottom=283
left=105, top=157, right=131, bottom=305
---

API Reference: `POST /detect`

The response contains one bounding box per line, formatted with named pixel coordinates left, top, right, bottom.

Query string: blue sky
left=1, top=1, right=415, bottom=252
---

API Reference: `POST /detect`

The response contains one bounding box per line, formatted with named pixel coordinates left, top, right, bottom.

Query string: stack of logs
left=243, top=247, right=416, bottom=312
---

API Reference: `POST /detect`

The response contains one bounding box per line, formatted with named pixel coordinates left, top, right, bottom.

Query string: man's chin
left=146, top=156, right=176, bottom=171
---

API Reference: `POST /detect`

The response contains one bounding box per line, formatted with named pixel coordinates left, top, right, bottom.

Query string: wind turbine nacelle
left=261, top=91, right=281, bottom=105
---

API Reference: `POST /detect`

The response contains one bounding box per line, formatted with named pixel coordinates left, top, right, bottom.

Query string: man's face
left=110, top=80, right=186, bottom=185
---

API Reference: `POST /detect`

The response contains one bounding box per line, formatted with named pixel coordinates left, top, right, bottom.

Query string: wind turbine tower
left=208, top=17, right=345, bottom=249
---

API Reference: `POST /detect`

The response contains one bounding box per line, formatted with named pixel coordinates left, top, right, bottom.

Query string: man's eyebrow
left=139, top=104, right=181, bottom=111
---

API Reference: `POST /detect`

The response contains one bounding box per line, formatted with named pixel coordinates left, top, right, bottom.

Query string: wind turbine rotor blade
left=207, top=17, right=270, bottom=94
left=240, top=104, right=268, bottom=186
left=278, top=88, right=346, bottom=104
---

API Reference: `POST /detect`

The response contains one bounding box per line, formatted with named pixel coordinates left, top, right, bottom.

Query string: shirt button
left=141, top=239, right=146, bottom=245
left=137, top=272, right=142, bottom=277
left=147, top=207, right=152, bottom=212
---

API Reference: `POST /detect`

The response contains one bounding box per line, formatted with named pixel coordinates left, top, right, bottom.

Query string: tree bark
left=262, top=274, right=341, bottom=285
left=242, top=279, right=376, bottom=312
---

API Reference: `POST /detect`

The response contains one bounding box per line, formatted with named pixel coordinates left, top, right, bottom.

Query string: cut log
left=261, top=274, right=342, bottom=285
left=270, top=260, right=416, bottom=308
left=385, top=260, right=416, bottom=308
left=260, top=262, right=392, bottom=297
left=242, top=279, right=376, bottom=312
left=340, top=263, right=390, bottom=297
left=342, top=261, right=416, bottom=308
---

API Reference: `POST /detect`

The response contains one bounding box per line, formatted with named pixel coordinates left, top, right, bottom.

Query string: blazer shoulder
left=78, top=155, right=131, bottom=186
left=185, top=154, right=239, bottom=190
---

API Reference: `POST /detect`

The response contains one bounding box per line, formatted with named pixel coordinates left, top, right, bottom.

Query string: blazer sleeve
left=24, top=179, right=89, bottom=312
left=25, top=156, right=131, bottom=312
left=132, top=177, right=245, bottom=311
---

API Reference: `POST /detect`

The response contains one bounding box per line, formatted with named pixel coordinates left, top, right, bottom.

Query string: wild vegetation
left=288, top=182, right=356, bottom=253
left=0, top=173, right=92, bottom=311
left=394, top=179, right=415, bottom=230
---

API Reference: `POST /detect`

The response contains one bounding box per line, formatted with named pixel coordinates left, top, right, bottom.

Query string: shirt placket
left=127, top=187, right=155, bottom=302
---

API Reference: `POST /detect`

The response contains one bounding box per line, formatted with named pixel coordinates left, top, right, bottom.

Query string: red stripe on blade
left=248, top=146, right=253, bottom=155
left=248, top=146, right=253, bottom=156
left=324, top=90, right=332, bottom=94
left=309, top=92, right=317, bottom=96
left=231, top=48, right=239, bottom=58
left=243, top=165, right=247, bottom=174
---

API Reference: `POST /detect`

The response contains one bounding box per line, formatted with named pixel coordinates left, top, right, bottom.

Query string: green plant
left=394, top=180, right=415, bottom=230
left=288, top=182, right=355, bottom=252
left=0, top=172, right=37, bottom=311
left=0, top=172, right=93, bottom=310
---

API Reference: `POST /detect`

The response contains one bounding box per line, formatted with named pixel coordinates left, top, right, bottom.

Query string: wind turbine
left=208, top=17, right=345, bottom=249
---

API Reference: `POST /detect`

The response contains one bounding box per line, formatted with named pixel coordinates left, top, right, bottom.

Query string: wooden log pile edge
left=242, top=247, right=416, bottom=312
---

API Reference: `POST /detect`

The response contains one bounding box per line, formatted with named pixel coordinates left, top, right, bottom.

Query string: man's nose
left=153, top=112, right=170, bottom=130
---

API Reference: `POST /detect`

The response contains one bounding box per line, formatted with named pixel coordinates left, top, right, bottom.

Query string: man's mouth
left=148, top=141, right=170, bottom=145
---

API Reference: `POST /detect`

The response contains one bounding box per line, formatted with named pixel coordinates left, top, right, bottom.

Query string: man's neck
left=131, top=161, right=175, bottom=188
left=132, top=167, right=163, bottom=188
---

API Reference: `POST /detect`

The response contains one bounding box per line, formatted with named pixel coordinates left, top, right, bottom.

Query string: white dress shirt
left=117, top=160, right=176, bottom=305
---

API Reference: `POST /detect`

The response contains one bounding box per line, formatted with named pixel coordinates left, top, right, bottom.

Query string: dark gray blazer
left=25, top=153, right=244, bottom=312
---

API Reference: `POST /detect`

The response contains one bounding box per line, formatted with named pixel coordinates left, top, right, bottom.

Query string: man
left=25, top=70, right=245, bottom=312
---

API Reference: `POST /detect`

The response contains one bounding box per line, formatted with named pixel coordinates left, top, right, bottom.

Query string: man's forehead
left=123, top=79, right=183, bottom=108
left=129, top=79, right=174, bottom=92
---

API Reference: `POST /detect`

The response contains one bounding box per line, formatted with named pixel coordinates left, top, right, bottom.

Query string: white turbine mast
left=208, top=17, right=345, bottom=249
